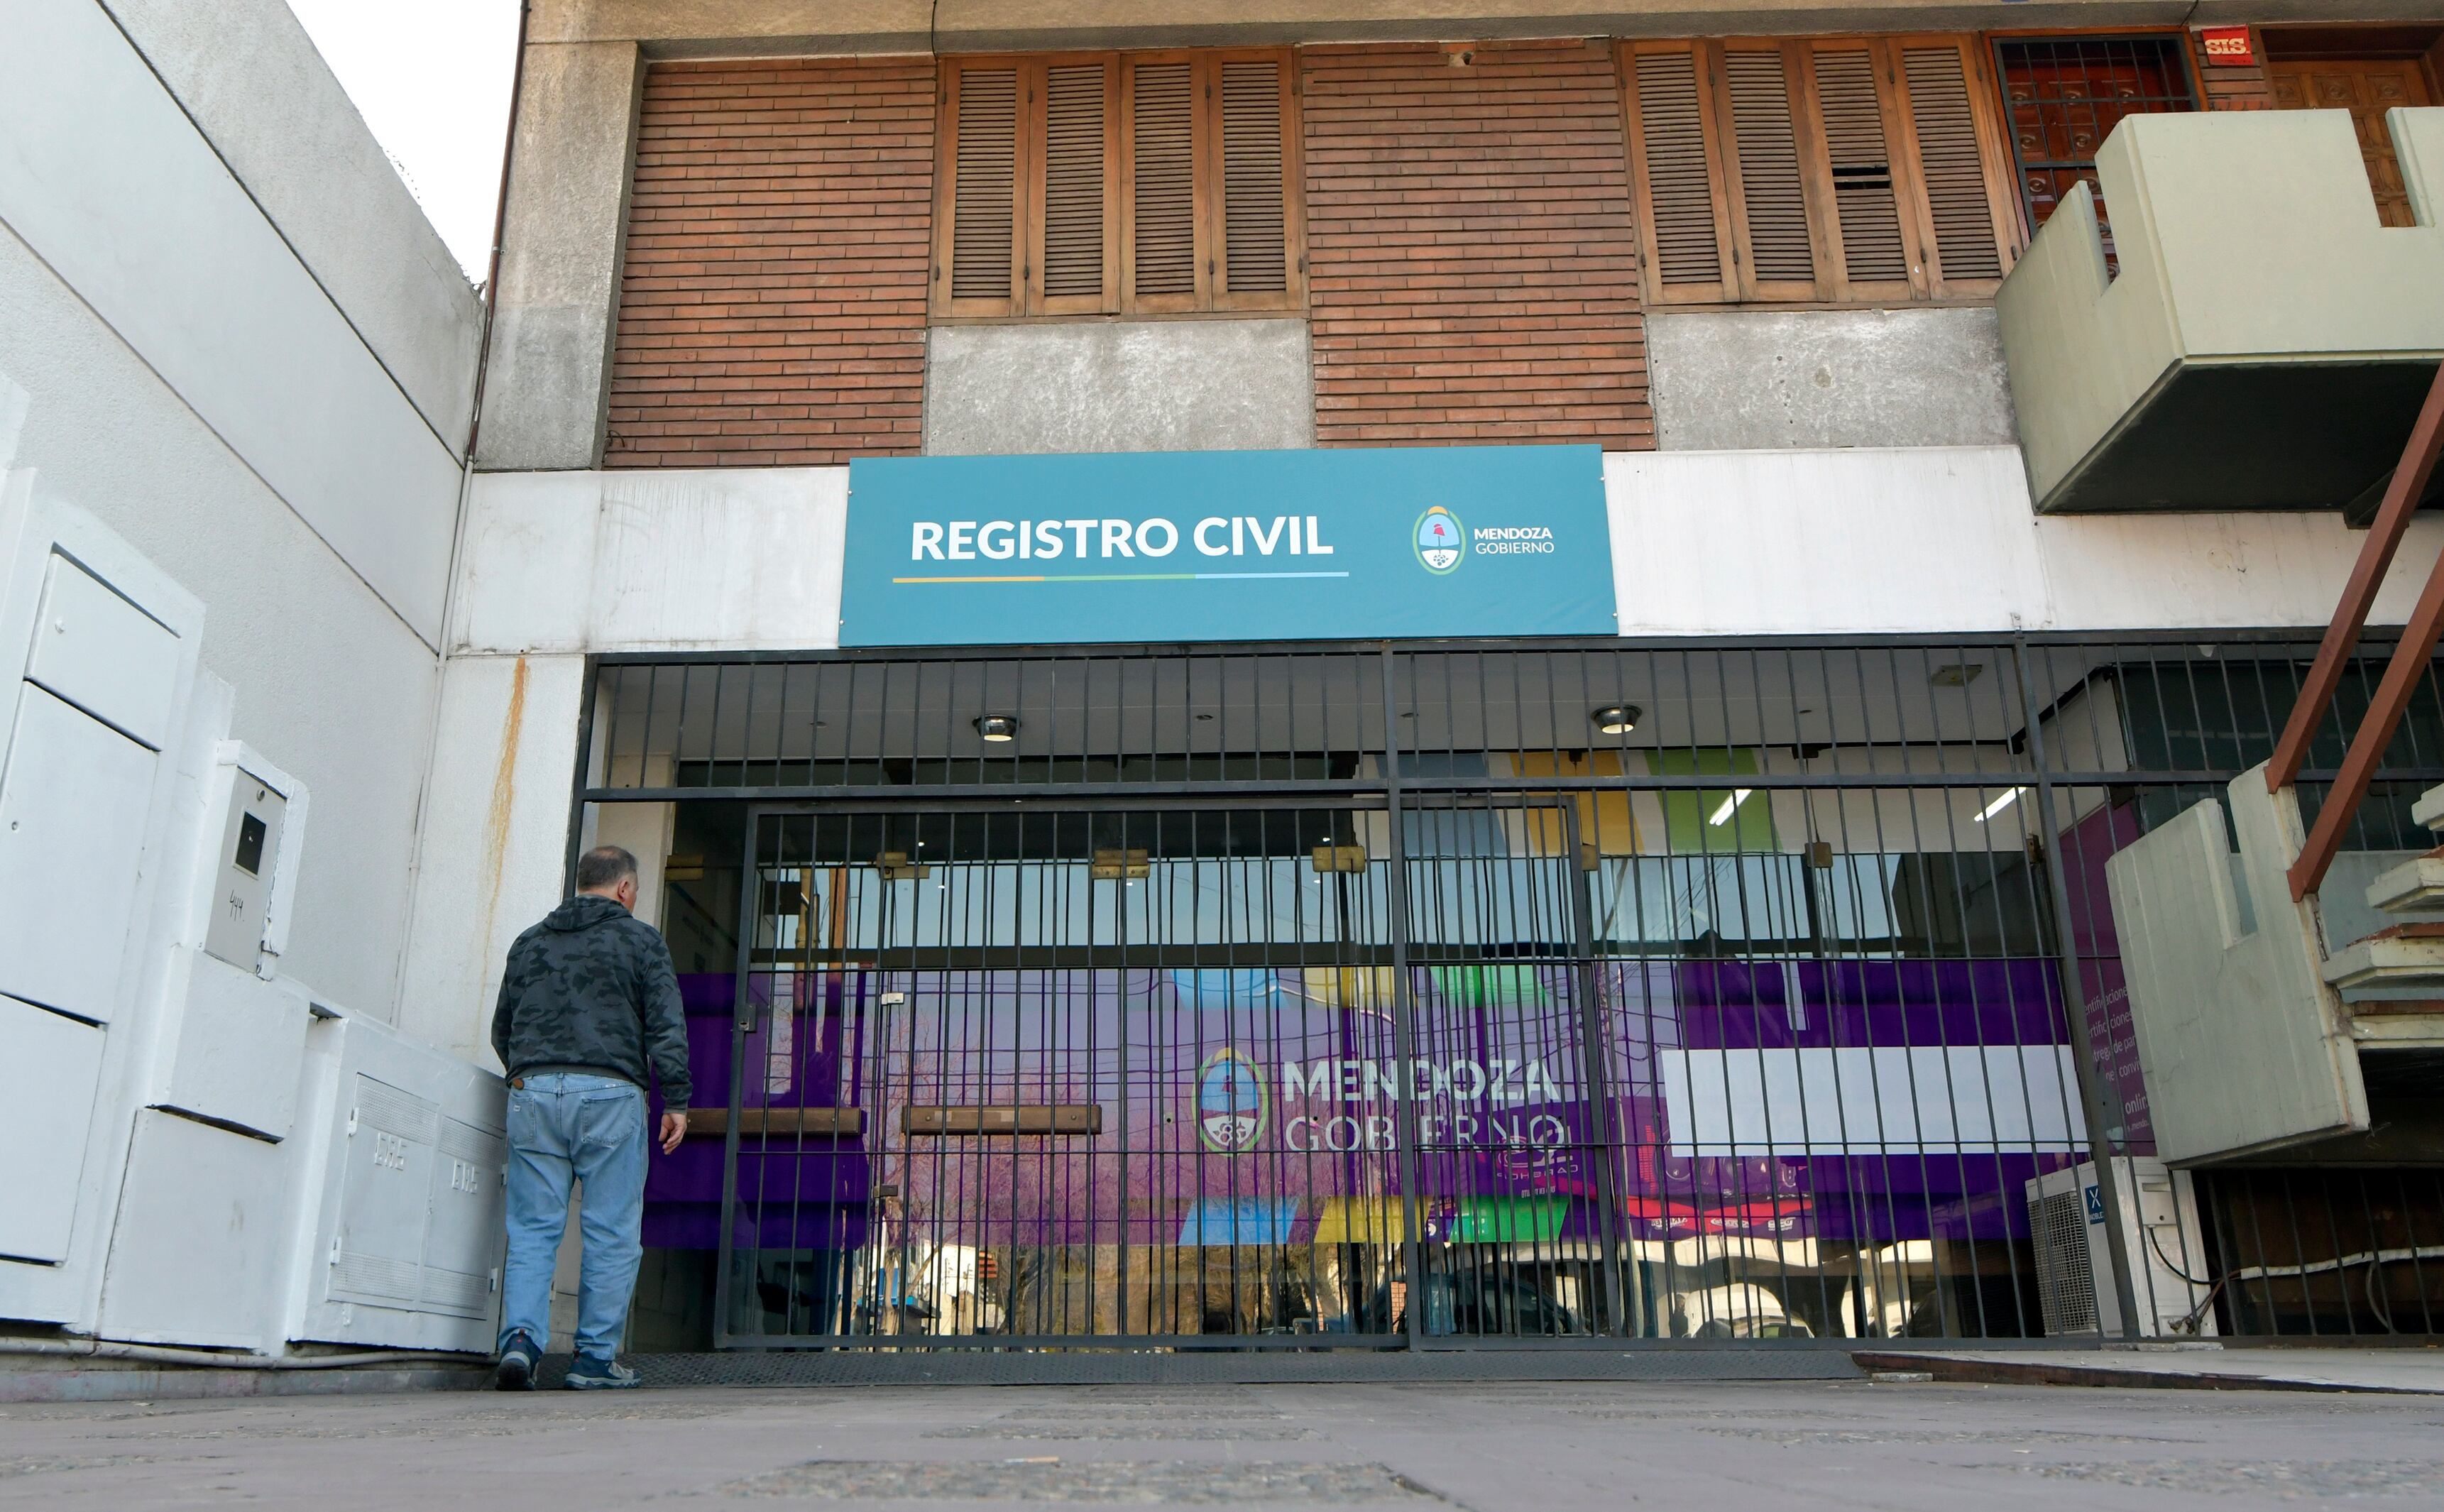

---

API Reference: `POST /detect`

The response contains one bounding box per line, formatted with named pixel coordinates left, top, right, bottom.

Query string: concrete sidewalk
left=1856, top=1344, right=2444, bottom=1395
left=7, top=1376, right=2444, bottom=1511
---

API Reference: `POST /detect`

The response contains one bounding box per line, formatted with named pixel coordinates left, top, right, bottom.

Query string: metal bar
left=2291, top=505, right=2444, bottom=899
left=582, top=767, right=2444, bottom=805
left=1558, top=796, right=1629, bottom=1337
left=1379, top=645, right=1428, bottom=1349
left=711, top=809, right=767, bottom=1349
left=2011, top=636, right=2143, bottom=1340
left=2267, top=362, right=2444, bottom=795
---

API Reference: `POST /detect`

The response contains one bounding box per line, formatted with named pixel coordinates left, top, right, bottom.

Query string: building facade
left=6, top=0, right=2444, bottom=1366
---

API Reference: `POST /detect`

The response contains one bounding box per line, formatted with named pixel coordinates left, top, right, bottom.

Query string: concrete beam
left=1646, top=308, right=2016, bottom=451
left=532, top=1, right=2444, bottom=53
left=476, top=40, right=642, bottom=472
left=924, top=319, right=1315, bottom=456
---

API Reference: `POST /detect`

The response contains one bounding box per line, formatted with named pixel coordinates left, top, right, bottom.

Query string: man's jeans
left=500, top=1073, right=648, bottom=1362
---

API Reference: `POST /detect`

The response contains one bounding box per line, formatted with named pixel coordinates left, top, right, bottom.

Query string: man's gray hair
left=576, top=845, right=640, bottom=892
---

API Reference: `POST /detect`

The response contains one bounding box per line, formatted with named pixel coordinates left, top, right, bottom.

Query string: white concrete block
left=155, top=948, right=312, bottom=1141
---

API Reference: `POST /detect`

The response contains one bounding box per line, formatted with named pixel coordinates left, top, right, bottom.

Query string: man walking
left=491, top=845, right=691, bottom=1390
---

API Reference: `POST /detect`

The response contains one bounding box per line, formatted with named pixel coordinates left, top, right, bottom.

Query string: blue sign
left=839, top=446, right=1614, bottom=646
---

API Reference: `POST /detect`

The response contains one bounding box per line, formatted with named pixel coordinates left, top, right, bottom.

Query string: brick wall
left=605, top=59, right=935, bottom=469
left=2190, top=26, right=2276, bottom=111
left=1300, top=41, right=1651, bottom=449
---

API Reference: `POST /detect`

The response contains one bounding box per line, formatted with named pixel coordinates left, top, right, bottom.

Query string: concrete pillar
left=476, top=40, right=642, bottom=471
left=397, top=652, right=588, bottom=1063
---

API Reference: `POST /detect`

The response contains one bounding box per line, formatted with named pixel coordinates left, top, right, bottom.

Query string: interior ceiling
left=591, top=640, right=2299, bottom=774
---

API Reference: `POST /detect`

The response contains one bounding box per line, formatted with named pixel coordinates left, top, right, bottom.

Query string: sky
left=284, top=0, right=522, bottom=284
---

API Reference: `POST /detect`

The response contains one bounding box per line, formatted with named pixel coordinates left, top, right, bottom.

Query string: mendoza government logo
left=1413, top=505, right=1557, bottom=576
left=1195, top=1047, right=1268, bottom=1152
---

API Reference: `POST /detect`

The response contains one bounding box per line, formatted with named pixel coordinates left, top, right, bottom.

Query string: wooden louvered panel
left=949, top=67, right=1018, bottom=302
left=1902, top=46, right=2004, bottom=282
left=1130, top=62, right=1198, bottom=298
left=1812, top=48, right=1908, bottom=285
left=1041, top=63, right=1108, bottom=300
left=1632, top=51, right=1722, bottom=287
left=1219, top=60, right=1288, bottom=295
left=1723, top=49, right=1814, bottom=285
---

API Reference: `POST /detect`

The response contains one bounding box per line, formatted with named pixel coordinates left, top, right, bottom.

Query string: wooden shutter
left=1126, top=58, right=1201, bottom=308
left=935, top=50, right=1300, bottom=318
left=1615, top=35, right=2014, bottom=307
left=1893, top=39, right=2016, bottom=292
left=1621, top=43, right=1734, bottom=305
left=1038, top=60, right=1118, bottom=313
left=1807, top=43, right=1914, bottom=297
left=1719, top=45, right=1817, bottom=297
left=1216, top=57, right=1293, bottom=302
left=939, top=64, right=1021, bottom=314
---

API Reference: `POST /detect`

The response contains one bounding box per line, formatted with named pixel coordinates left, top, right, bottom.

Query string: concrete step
left=2366, top=851, right=2444, bottom=914
left=2320, top=923, right=2444, bottom=991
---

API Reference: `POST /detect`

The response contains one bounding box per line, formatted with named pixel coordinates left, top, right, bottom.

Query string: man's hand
left=659, top=1110, right=689, bottom=1156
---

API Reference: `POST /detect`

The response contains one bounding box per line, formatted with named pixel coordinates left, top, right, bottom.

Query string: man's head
left=576, top=845, right=640, bottom=912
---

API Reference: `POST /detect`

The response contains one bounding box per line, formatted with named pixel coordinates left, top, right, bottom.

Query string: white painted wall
left=0, top=1, right=493, bottom=1350
left=396, top=654, right=588, bottom=1066
left=454, top=468, right=848, bottom=654
left=99, top=0, right=483, bottom=451
left=0, top=0, right=474, bottom=647
left=454, top=454, right=2444, bottom=666
left=1606, top=447, right=2444, bottom=636
left=0, top=0, right=481, bottom=1017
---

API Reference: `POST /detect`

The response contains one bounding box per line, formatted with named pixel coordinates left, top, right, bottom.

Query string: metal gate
left=591, top=635, right=2444, bottom=1349
left=709, top=795, right=1637, bottom=1347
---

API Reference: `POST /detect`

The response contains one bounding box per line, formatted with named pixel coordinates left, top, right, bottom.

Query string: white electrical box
left=153, top=948, right=311, bottom=1142
left=285, top=1009, right=508, bottom=1352
left=204, top=772, right=285, bottom=969
left=0, top=992, right=106, bottom=1265
left=2027, top=1158, right=2218, bottom=1338
left=99, top=1107, right=293, bottom=1349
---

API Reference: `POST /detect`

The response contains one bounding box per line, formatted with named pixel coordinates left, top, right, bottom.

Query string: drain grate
left=715, top=1459, right=1442, bottom=1503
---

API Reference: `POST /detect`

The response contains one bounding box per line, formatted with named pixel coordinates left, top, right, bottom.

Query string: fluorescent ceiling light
left=1707, top=789, right=1753, bottom=826
left=1974, top=787, right=2027, bottom=823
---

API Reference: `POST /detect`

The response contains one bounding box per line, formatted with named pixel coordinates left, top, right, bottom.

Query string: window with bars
left=1619, top=35, right=2020, bottom=305
left=933, top=51, right=1305, bottom=319
left=1993, top=35, right=2197, bottom=246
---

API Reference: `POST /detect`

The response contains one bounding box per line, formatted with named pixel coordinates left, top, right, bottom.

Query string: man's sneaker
left=564, top=1355, right=640, bottom=1391
left=493, top=1332, right=539, bottom=1391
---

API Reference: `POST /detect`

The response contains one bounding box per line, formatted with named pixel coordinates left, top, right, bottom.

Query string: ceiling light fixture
left=1591, top=704, right=1641, bottom=736
left=974, top=714, right=1019, bottom=743
left=1707, top=789, right=1753, bottom=826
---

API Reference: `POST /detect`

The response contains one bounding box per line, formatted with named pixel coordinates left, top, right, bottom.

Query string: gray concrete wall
left=476, top=39, right=642, bottom=471
left=1645, top=307, right=2017, bottom=451
left=103, top=0, right=483, bottom=456
left=532, top=1, right=2444, bottom=52
left=925, top=318, right=1315, bottom=456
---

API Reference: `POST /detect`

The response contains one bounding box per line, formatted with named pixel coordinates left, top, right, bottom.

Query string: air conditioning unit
left=2027, top=1157, right=2217, bottom=1338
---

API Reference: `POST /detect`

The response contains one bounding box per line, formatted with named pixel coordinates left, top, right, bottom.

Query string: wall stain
left=474, top=656, right=530, bottom=977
